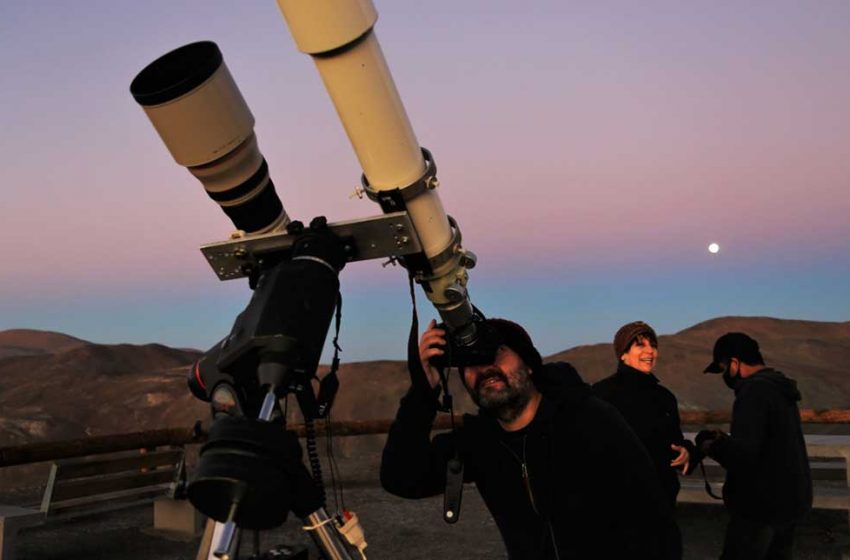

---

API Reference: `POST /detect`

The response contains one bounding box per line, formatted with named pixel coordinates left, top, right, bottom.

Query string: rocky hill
left=0, top=316, right=848, bottom=450
left=0, top=329, right=87, bottom=359
left=549, top=316, right=850, bottom=413
left=0, top=335, right=205, bottom=446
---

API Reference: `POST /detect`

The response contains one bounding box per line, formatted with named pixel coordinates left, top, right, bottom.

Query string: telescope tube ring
left=416, top=216, right=467, bottom=277
left=360, top=147, right=437, bottom=210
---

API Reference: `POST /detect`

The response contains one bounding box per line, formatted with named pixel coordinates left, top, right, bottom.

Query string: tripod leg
left=197, top=521, right=240, bottom=560
left=303, top=508, right=357, bottom=560
left=195, top=519, right=217, bottom=560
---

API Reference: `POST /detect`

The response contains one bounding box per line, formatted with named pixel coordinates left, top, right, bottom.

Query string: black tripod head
left=189, top=216, right=347, bottom=419
left=186, top=217, right=348, bottom=532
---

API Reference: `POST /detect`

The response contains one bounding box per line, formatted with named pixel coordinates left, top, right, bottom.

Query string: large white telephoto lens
left=131, top=41, right=288, bottom=235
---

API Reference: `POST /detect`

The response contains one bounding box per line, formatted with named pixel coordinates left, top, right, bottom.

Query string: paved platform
left=4, top=451, right=850, bottom=559
left=6, top=486, right=849, bottom=559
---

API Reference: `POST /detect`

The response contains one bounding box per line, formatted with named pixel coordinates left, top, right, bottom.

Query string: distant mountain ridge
left=0, top=333, right=204, bottom=446
left=0, top=317, right=848, bottom=450
left=549, top=316, right=850, bottom=413
left=0, top=329, right=88, bottom=359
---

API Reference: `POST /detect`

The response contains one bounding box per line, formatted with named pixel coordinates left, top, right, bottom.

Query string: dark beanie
left=486, top=318, right=543, bottom=373
left=613, top=321, right=657, bottom=359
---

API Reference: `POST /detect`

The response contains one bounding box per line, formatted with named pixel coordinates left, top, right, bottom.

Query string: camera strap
left=406, top=274, right=465, bottom=523
left=699, top=461, right=723, bottom=500
left=316, top=291, right=342, bottom=419
left=443, top=454, right=464, bottom=524
left=406, top=275, right=453, bottom=410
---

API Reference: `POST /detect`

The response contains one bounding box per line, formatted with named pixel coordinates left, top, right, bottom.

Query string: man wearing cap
left=697, top=332, right=812, bottom=559
left=381, top=318, right=671, bottom=559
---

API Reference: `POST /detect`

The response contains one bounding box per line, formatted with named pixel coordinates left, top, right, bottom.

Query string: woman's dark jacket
left=592, top=362, right=698, bottom=506
left=707, top=368, right=812, bottom=524
left=380, top=362, right=671, bottom=559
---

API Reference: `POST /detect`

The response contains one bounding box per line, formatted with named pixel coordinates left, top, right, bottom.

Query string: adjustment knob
left=459, top=250, right=477, bottom=269
left=309, top=216, right=328, bottom=230
left=445, top=282, right=468, bottom=303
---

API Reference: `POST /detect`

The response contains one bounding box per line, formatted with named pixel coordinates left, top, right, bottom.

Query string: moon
left=708, top=243, right=720, bottom=254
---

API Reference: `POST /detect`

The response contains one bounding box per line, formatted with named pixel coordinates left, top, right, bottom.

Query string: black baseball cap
left=704, top=332, right=764, bottom=373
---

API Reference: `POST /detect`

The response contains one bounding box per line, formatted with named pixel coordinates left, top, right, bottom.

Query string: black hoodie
left=708, top=368, right=813, bottom=524
left=381, top=362, right=671, bottom=559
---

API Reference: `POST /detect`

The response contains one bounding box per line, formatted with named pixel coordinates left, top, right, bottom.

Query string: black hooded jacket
left=380, top=362, right=671, bottom=559
left=708, top=368, right=812, bottom=524
left=592, top=362, right=698, bottom=506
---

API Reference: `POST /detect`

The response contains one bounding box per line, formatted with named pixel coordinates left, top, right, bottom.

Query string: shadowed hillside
left=0, top=317, right=848, bottom=452
left=549, top=316, right=850, bottom=413
left=0, top=340, right=205, bottom=446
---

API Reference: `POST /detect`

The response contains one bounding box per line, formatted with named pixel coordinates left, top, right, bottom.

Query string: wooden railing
left=1, top=409, right=849, bottom=468
left=0, top=426, right=203, bottom=468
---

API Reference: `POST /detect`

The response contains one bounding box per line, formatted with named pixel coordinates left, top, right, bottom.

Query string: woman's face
left=621, top=335, right=658, bottom=373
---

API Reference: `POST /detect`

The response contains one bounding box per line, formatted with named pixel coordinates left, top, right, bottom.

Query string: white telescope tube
left=277, top=0, right=474, bottom=324
left=276, top=0, right=451, bottom=257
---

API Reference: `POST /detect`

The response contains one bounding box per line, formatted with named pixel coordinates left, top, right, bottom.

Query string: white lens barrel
left=131, top=42, right=254, bottom=167
left=131, top=42, right=288, bottom=235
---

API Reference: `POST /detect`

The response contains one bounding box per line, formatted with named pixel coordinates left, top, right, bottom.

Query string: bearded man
left=380, top=318, right=671, bottom=559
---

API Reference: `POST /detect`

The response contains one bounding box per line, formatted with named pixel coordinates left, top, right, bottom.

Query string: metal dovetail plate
left=200, top=212, right=422, bottom=281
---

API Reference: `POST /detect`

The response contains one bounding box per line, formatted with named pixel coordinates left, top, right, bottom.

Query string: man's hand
left=418, top=319, right=446, bottom=389
left=695, top=429, right=725, bottom=457
left=670, top=444, right=691, bottom=475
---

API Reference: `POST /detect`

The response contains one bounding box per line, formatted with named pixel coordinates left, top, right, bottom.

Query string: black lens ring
left=219, top=180, right=283, bottom=233
left=131, top=41, right=223, bottom=106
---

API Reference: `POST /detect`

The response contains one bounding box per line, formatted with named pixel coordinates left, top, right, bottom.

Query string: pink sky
left=1, top=1, right=848, bottom=359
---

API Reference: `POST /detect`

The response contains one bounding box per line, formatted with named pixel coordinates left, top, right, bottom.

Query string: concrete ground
left=7, top=453, right=850, bottom=559
left=11, top=493, right=850, bottom=559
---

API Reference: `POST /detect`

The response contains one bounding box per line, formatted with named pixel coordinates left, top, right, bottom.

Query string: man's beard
left=467, top=366, right=534, bottom=424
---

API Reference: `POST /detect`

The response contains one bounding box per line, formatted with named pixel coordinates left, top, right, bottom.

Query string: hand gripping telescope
left=131, top=1, right=489, bottom=558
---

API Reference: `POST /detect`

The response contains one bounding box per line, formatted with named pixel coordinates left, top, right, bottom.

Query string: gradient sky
left=1, top=1, right=849, bottom=362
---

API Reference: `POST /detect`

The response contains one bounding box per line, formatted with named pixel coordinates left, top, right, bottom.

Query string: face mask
left=722, top=364, right=738, bottom=390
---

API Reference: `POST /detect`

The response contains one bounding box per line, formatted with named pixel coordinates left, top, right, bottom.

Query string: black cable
left=324, top=292, right=346, bottom=513
left=325, top=410, right=346, bottom=513
left=327, top=410, right=343, bottom=513
left=304, top=418, right=327, bottom=507
left=324, top=415, right=339, bottom=514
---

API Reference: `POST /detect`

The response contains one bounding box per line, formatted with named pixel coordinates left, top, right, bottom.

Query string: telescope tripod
left=131, top=1, right=489, bottom=557
left=193, top=384, right=356, bottom=560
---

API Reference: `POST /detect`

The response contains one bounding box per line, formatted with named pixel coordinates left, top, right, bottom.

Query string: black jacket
left=592, top=363, right=698, bottom=506
left=707, top=368, right=812, bottom=524
left=381, top=362, right=671, bottom=559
